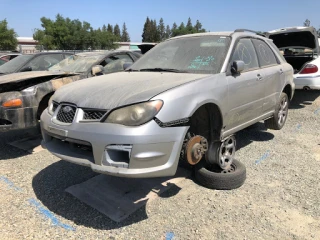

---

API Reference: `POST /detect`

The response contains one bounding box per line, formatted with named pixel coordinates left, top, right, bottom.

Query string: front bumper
left=41, top=110, right=189, bottom=178
left=294, top=74, right=320, bottom=90
left=0, top=106, right=38, bottom=132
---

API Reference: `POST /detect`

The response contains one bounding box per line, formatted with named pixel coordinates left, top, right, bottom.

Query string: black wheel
left=264, top=92, right=289, bottom=130
left=195, top=159, right=246, bottom=190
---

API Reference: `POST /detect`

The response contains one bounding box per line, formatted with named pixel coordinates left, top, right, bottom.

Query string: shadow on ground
left=0, top=127, right=41, bottom=160
left=32, top=160, right=183, bottom=229
left=236, top=122, right=274, bottom=150
left=290, top=90, right=320, bottom=109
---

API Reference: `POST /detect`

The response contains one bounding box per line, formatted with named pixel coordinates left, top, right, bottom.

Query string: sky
left=1, top=0, right=320, bottom=42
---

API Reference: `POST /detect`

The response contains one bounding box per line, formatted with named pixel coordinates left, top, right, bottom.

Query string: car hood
left=0, top=71, right=79, bottom=93
left=0, top=71, right=72, bottom=85
left=52, top=72, right=210, bottom=109
left=267, top=26, right=320, bottom=52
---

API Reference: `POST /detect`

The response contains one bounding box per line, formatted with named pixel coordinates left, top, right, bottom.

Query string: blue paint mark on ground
left=28, top=198, right=76, bottom=231
left=314, top=108, right=320, bottom=115
left=0, top=176, right=22, bottom=191
left=255, top=150, right=270, bottom=164
left=296, top=124, right=302, bottom=130
left=166, top=232, right=174, bottom=240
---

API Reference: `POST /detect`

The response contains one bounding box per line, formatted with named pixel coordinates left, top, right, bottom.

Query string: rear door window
left=252, top=39, right=278, bottom=67
left=231, top=38, right=259, bottom=71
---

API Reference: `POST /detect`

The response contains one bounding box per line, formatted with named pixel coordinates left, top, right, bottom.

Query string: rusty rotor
left=185, top=135, right=208, bottom=165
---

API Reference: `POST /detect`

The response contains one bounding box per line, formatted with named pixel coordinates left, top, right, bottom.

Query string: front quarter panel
left=153, top=73, right=227, bottom=124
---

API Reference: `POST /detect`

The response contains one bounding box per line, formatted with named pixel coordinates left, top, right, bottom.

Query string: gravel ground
left=0, top=90, right=320, bottom=240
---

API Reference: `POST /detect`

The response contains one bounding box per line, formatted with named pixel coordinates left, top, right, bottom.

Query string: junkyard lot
left=0, top=90, right=320, bottom=240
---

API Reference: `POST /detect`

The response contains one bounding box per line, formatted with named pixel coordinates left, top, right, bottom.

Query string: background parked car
left=0, top=52, right=21, bottom=66
left=0, top=52, right=72, bottom=75
left=268, top=27, right=320, bottom=90
left=0, top=50, right=141, bottom=132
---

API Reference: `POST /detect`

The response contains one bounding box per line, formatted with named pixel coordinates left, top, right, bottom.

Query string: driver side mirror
left=231, top=61, right=245, bottom=74
left=20, top=66, right=32, bottom=72
left=123, top=63, right=132, bottom=70
left=91, top=65, right=104, bottom=76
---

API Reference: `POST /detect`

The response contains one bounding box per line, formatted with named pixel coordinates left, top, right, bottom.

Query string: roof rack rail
left=234, top=29, right=266, bottom=37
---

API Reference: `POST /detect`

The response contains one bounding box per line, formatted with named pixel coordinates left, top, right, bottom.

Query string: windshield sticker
left=188, top=56, right=215, bottom=69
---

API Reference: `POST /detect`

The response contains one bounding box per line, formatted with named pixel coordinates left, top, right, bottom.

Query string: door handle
left=279, top=69, right=284, bottom=74
left=257, top=74, right=263, bottom=81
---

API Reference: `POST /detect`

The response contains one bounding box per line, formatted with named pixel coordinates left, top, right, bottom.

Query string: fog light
left=2, top=99, right=22, bottom=108
left=104, top=145, right=132, bottom=168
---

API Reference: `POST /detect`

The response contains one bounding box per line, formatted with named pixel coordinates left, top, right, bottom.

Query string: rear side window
left=252, top=39, right=278, bottom=67
left=231, top=38, right=259, bottom=71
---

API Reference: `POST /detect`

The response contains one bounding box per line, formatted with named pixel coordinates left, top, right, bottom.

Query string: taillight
left=300, top=64, right=318, bottom=74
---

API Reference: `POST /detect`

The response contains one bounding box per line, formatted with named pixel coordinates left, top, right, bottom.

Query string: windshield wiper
left=139, top=68, right=188, bottom=73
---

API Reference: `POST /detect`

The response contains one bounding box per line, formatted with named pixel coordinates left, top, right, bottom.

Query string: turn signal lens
left=2, top=99, right=23, bottom=107
left=300, top=64, right=318, bottom=74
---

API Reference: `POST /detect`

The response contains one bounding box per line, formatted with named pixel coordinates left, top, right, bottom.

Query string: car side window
left=103, top=54, right=133, bottom=74
left=24, top=54, right=63, bottom=71
left=252, top=39, right=278, bottom=67
left=231, top=38, right=259, bottom=71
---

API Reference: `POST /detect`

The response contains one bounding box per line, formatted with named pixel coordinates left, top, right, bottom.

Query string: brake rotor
left=185, top=135, right=208, bottom=165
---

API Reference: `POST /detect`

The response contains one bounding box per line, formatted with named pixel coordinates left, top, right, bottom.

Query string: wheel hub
left=218, top=136, right=236, bottom=170
left=185, top=136, right=208, bottom=165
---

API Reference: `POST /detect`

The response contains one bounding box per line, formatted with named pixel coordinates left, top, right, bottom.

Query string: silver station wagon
left=41, top=30, right=294, bottom=189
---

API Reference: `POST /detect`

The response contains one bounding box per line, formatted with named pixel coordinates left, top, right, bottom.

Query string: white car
left=268, top=27, right=320, bottom=90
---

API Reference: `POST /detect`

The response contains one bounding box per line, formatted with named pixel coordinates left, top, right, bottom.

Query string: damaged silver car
left=41, top=30, right=294, bottom=189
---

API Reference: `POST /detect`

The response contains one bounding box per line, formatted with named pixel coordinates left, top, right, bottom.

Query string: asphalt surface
left=0, top=90, right=320, bottom=240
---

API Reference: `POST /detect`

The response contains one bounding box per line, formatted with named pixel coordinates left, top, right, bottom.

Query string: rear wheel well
left=37, top=92, right=54, bottom=120
left=283, top=85, right=292, bottom=100
left=189, top=103, right=223, bottom=142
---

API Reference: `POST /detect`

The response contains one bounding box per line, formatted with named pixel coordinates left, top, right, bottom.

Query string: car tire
left=195, top=159, right=246, bottom=190
left=264, top=92, right=289, bottom=130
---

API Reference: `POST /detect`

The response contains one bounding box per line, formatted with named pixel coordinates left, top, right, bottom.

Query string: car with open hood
left=0, top=50, right=141, bottom=132
left=267, top=26, right=320, bottom=90
left=41, top=30, right=294, bottom=189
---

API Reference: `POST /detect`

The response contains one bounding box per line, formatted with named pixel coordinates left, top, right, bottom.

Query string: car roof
left=167, top=31, right=269, bottom=41
left=72, top=50, right=133, bottom=57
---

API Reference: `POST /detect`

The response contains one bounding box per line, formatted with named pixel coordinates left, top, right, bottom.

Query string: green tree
left=33, top=14, right=119, bottom=50
left=303, top=19, right=311, bottom=27
left=0, top=19, right=18, bottom=51
left=107, top=24, right=113, bottom=33
left=121, top=22, right=130, bottom=42
left=194, top=20, right=205, bottom=32
left=165, top=24, right=171, bottom=39
left=158, top=18, right=165, bottom=41
left=186, top=17, right=193, bottom=32
left=142, top=17, right=152, bottom=42
left=113, top=24, right=121, bottom=40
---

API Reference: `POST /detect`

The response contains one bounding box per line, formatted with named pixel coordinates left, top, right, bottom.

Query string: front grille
left=56, top=105, right=77, bottom=123
left=83, top=110, right=107, bottom=120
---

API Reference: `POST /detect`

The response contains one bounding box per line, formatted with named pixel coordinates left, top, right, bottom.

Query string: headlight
left=22, top=86, right=37, bottom=95
left=105, top=100, right=163, bottom=126
left=48, top=97, right=58, bottom=115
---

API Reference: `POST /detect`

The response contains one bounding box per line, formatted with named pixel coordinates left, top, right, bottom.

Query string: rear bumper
left=0, top=106, right=38, bottom=132
left=294, top=75, right=320, bottom=90
left=41, top=109, right=189, bottom=178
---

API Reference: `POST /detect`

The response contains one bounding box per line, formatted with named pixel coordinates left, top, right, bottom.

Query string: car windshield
left=0, top=59, right=6, bottom=66
left=0, top=55, right=33, bottom=74
left=49, top=54, right=105, bottom=73
left=130, top=35, right=231, bottom=74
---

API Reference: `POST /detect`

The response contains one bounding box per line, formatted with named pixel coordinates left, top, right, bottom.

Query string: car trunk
left=268, top=27, right=319, bottom=72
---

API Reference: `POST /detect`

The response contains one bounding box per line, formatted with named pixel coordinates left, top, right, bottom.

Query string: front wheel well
left=283, top=84, right=292, bottom=100
left=37, top=92, right=54, bottom=119
left=189, top=103, right=223, bottom=141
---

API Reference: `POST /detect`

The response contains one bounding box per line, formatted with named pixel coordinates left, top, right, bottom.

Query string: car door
left=225, top=38, right=265, bottom=131
left=252, top=39, right=283, bottom=114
